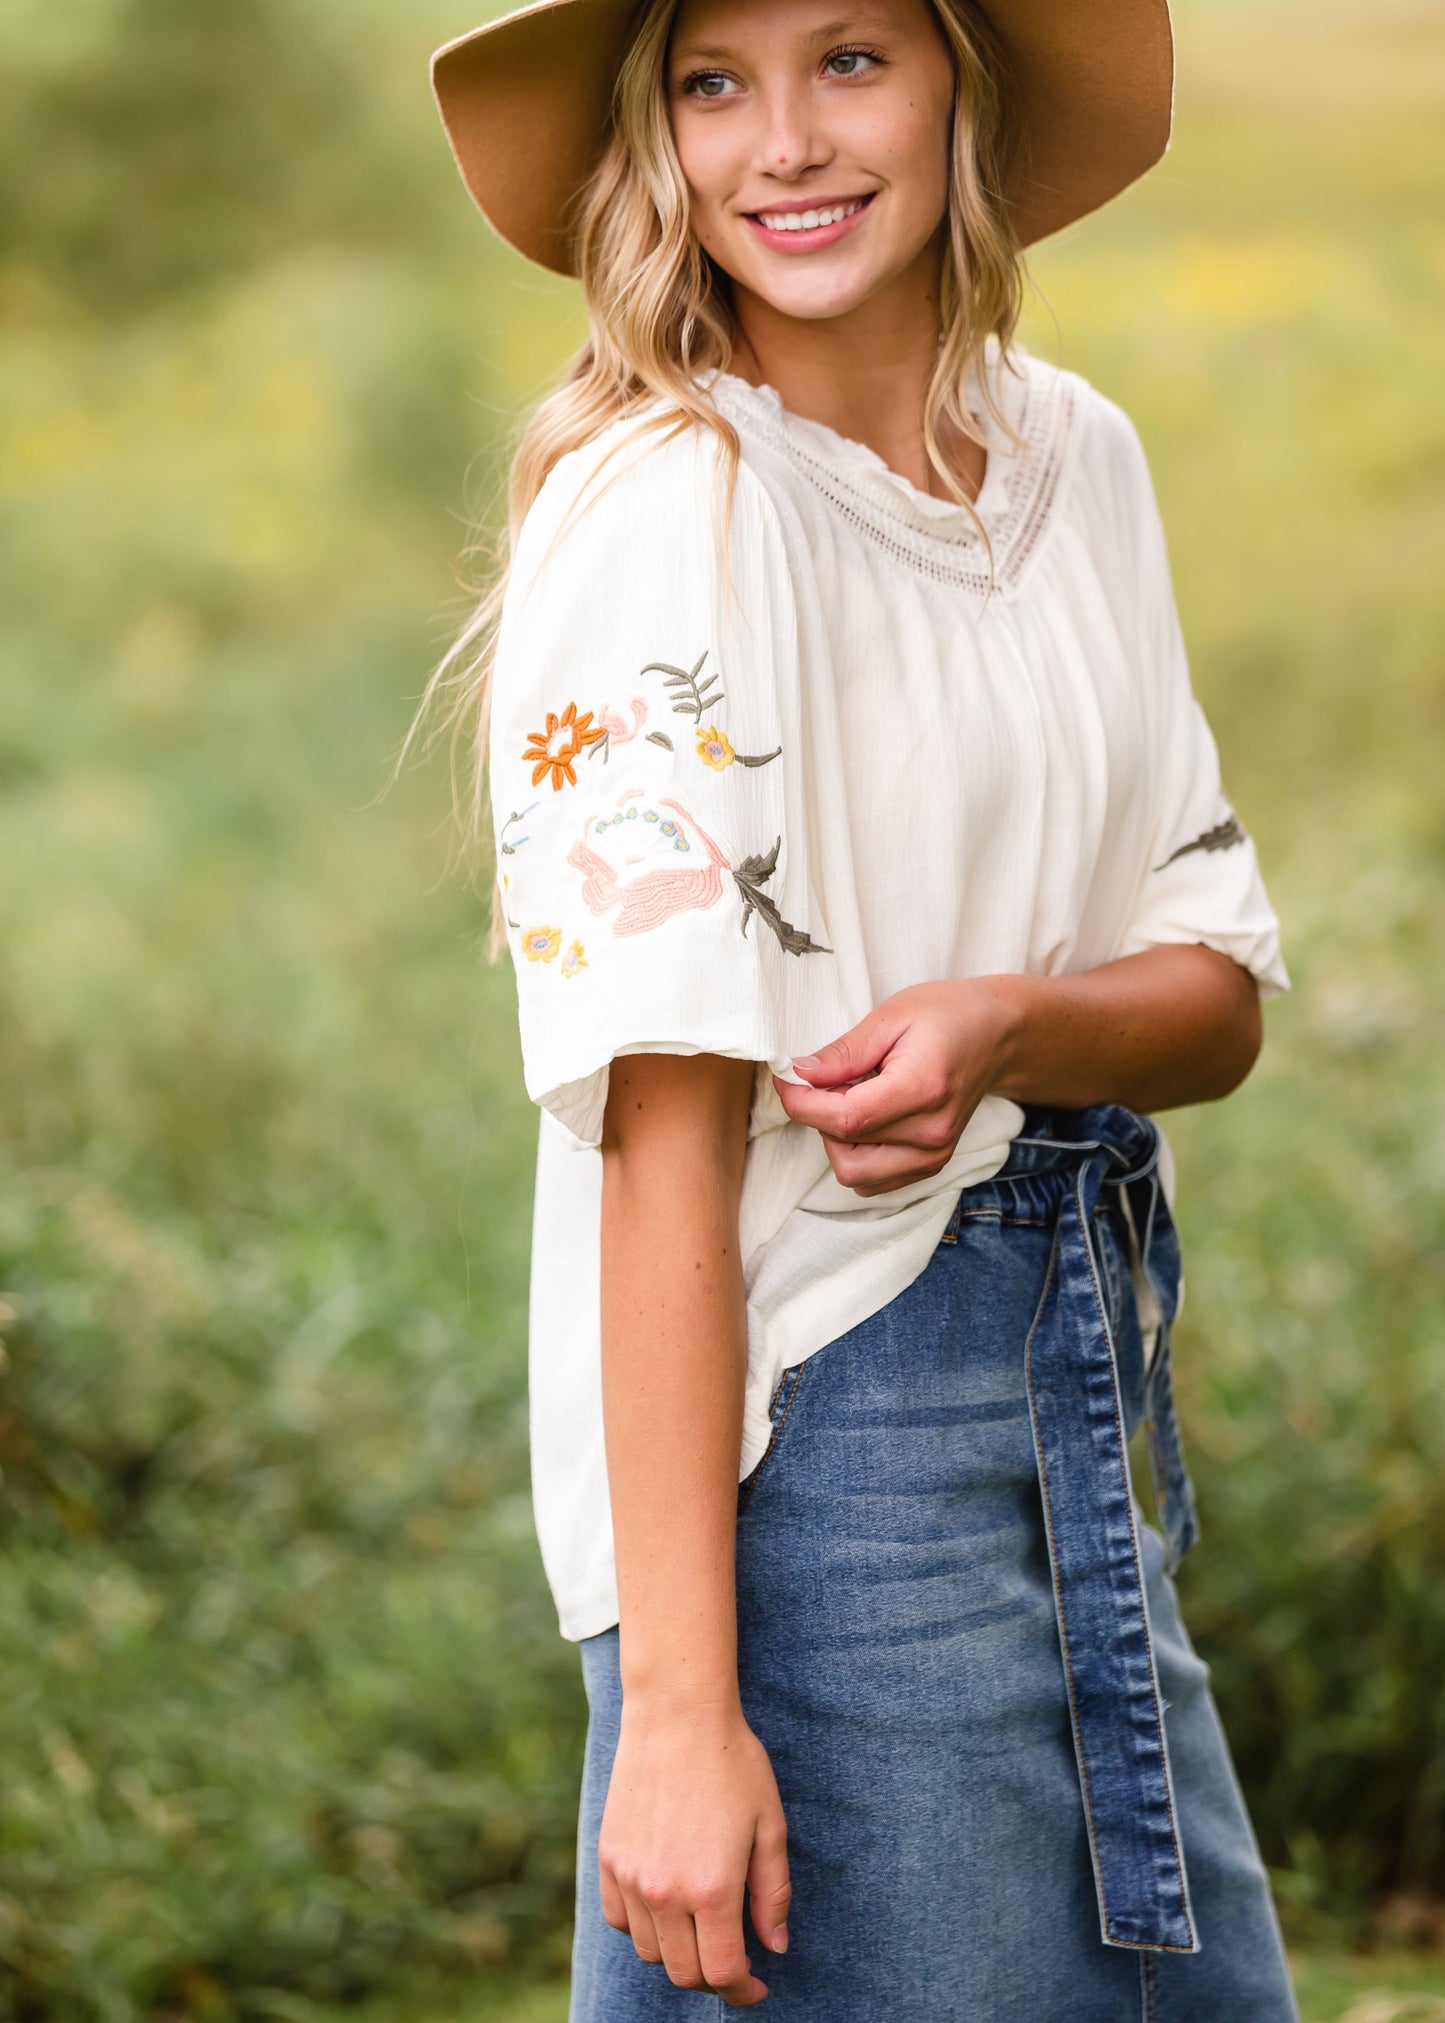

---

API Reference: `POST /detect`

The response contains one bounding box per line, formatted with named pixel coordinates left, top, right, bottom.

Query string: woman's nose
left=754, top=86, right=834, bottom=183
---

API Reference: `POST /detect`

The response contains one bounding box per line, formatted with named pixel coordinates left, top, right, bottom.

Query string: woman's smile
left=742, top=190, right=876, bottom=252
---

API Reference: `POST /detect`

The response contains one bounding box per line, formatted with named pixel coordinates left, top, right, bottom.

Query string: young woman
left=421, top=0, right=1300, bottom=2014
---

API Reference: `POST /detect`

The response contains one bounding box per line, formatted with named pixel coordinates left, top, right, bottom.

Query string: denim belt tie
left=1008, top=1103, right=1201, bottom=1955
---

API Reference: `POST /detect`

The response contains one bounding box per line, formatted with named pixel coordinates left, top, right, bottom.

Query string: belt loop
left=1123, top=1162, right=1199, bottom=1576
left=1117, top=1183, right=1163, bottom=1374
left=1133, top=1165, right=1198, bottom=1569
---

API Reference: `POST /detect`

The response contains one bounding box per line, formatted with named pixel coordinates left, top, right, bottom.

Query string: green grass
left=0, top=0, right=1440, bottom=2014
left=1291, top=1952, right=1445, bottom=2023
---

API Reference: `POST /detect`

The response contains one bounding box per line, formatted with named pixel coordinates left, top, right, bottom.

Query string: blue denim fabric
left=571, top=1106, right=1299, bottom=2021
left=1002, top=1104, right=1197, bottom=1950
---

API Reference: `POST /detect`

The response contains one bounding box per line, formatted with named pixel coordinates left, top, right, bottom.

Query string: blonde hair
left=397, top=0, right=1024, bottom=958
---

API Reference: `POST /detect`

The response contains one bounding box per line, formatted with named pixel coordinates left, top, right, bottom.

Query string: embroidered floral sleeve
left=490, top=421, right=844, bottom=1147
left=1104, top=404, right=1289, bottom=998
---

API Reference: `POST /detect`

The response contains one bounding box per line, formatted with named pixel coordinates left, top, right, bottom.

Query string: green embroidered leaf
left=737, top=836, right=781, bottom=883
left=732, top=837, right=831, bottom=957
left=640, top=651, right=725, bottom=723
left=586, top=730, right=610, bottom=764
left=734, top=746, right=781, bottom=769
left=1153, top=812, right=1246, bottom=872
left=645, top=730, right=674, bottom=751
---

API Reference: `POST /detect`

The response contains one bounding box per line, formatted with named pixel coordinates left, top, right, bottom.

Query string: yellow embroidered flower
left=523, top=702, right=607, bottom=791
left=696, top=723, right=735, bottom=770
left=521, top=925, right=562, bottom=963
left=560, top=939, right=588, bottom=978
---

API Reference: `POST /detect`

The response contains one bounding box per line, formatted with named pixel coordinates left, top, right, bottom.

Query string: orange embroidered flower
left=696, top=723, right=735, bottom=770
left=521, top=925, right=562, bottom=963
left=524, top=702, right=606, bottom=791
left=560, top=938, right=588, bottom=978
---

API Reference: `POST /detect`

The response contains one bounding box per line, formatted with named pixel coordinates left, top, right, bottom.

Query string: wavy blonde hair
left=397, top=0, right=1024, bottom=957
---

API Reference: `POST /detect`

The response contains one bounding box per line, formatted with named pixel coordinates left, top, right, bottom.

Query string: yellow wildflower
left=521, top=925, right=562, bottom=963
left=696, top=723, right=735, bottom=770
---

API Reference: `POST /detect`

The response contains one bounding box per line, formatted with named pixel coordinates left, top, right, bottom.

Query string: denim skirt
left=570, top=1108, right=1299, bottom=2021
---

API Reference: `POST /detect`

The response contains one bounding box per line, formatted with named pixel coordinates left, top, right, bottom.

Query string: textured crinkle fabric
left=489, top=347, right=1289, bottom=1641
left=492, top=421, right=849, bottom=1149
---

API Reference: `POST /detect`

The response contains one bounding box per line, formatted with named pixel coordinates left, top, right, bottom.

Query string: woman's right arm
left=597, top=1050, right=791, bottom=2008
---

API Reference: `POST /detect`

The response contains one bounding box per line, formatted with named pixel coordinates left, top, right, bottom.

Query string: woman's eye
left=825, top=47, right=882, bottom=79
left=681, top=69, right=740, bottom=100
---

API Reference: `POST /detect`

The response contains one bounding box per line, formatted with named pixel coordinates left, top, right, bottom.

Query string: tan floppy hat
left=431, top=0, right=1174, bottom=276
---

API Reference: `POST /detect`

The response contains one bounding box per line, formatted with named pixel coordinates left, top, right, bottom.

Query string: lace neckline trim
left=707, top=350, right=1080, bottom=598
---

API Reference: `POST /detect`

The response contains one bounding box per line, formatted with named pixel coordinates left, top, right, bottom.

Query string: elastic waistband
left=1001, top=1101, right=1162, bottom=1184
left=942, top=1104, right=1164, bottom=1239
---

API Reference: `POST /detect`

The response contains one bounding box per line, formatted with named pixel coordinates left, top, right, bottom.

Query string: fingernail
left=791, top=1052, right=817, bottom=1069
left=772, top=1925, right=788, bottom=1953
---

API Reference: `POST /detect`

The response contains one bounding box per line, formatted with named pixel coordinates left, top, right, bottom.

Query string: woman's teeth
left=755, top=198, right=867, bottom=233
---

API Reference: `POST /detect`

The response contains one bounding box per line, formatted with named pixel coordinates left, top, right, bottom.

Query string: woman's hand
left=599, top=1697, right=791, bottom=2006
left=773, top=949, right=1262, bottom=1198
left=773, top=978, right=1019, bottom=1199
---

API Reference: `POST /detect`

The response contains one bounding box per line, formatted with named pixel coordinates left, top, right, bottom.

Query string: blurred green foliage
left=0, top=0, right=1440, bottom=2015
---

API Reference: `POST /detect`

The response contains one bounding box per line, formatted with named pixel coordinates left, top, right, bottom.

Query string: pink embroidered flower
left=599, top=696, right=648, bottom=746
left=566, top=789, right=730, bottom=937
left=696, top=723, right=735, bottom=770
left=521, top=924, right=562, bottom=963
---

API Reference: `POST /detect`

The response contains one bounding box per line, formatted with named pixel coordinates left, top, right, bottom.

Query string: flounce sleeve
left=1102, top=404, right=1291, bottom=998
left=490, top=418, right=839, bottom=1147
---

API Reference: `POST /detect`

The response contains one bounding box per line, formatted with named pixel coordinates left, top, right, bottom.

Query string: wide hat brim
left=431, top=0, right=1174, bottom=276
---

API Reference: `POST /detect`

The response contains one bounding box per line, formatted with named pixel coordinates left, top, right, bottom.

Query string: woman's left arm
left=772, top=944, right=1262, bottom=1199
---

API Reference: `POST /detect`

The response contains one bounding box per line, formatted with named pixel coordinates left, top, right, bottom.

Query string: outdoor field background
left=1, top=0, right=1442, bottom=2016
